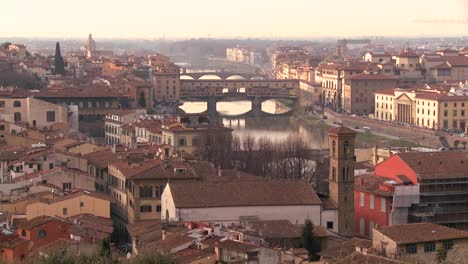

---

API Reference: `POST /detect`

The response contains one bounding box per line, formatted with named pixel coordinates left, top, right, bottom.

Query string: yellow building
left=373, top=223, right=468, bottom=263
left=26, top=191, right=111, bottom=220
left=374, top=87, right=468, bottom=131
left=153, top=63, right=181, bottom=103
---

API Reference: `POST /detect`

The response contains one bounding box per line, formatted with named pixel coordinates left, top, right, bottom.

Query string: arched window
left=342, top=167, right=346, bottom=181
left=332, top=141, right=336, bottom=158
left=344, top=141, right=350, bottom=158
left=14, top=112, right=21, bottom=122
left=38, top=229, right=47, bottom=238
left=21, top=230, right=26, bottom=237
left=13, top=101, right=21, bottom=107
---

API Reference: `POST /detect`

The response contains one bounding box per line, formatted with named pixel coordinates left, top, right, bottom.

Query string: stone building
left=374, top=86, right=468, bottom=132
left=328, top=126, right=356, bottom=237
left=342, top=74, right=397, bottom=115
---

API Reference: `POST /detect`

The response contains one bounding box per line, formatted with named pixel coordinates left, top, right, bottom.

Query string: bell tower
left=328, top=126, right=356, bottom=237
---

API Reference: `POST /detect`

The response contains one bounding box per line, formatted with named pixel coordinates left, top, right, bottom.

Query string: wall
left=374, top=155, right=417, bottom=184
left=172, top=205, right=321, bottom=227
left=354, top=191, right=390, bottom=238
left=320, top=209, right=338, bottom=233
left=54, top=152, right=88, bottom=172
left=42, top=170, right=95, bottom=192
left=26, top=194, right=110, bottom=220
left=372, top=229, right=398, bottom=258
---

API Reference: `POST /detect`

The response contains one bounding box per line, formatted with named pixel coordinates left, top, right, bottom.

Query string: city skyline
left=3, top=0, right=468, bottom=39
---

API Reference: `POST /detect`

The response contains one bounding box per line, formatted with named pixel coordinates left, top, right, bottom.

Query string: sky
left=2, top=0, right=468, bottom=39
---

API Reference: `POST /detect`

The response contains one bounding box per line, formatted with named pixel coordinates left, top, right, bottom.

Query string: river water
left=179, top=69, right=328, bottom=149
left=179, top=101, right=328, bottom=149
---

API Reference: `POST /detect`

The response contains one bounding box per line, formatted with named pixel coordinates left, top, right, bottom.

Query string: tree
left=436, top=248, right=447, bottom=264
left=54, top=42, right=65, bottom=75
left=138, top=92, right=147, bottom=107
left=99, top=237, right=111, bottom=258
left=301, top=219, right=320, bottom=261
left=1, top=42, right=11, bottom=49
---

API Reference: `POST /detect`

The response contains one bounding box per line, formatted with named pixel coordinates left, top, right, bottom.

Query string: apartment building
left=104, top=109, right=146, bottom=146
left=342, top=74, right=397, bottom=115
left=226, top=46, right=264, bottom=65
left=394, top=51, right=422, bottom=82
left=363, top=51, right=392, bottom=64
left=153, top=62, right=180, bottom=103
left=25, top=190, right=111, bottom=220
left=0, top=96, right=70, bottom=129
left=355, top=151, right=468, bottom=238
left=373, top=223, right=468, bottom=263
left=374, top=86, right=468, bottom=131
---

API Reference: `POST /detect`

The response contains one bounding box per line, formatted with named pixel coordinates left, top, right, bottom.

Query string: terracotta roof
left=328, top=126, right=357, bottom=135
left=375, top=89, right=396, bottom=96
left=346, top=73, right=397, bottom=80
left=30, top=87, right=122, bottom=98
left=17, top=216, right=64, bottom=230
left=0, top=238, right=29, bottom=249
left=334, top=252, right=406, bottom=264
left=174, top=248, right=215, bottom=263
left=375, top=223, right=468, bottom=244
left=143, top=232, right=193, bottom=252
left=430, top=62, right=451, bottom=70
left=168, top=179, right=321, bottom=208
left=354, top=174, right=395, bottom=197
left=218, top=240, right=259, bottom=252
left=246, top=220, right=302, bottom=239
left=318, top=237, right=372, bottom=260
left=398, top=52, right=419, bottom=58
left=127, top=220, right=162, bottom=238
left=395, top=152, right=468, bottom=179
left=36, top=190, right=111, bottom=205
left=83, top=150, right=119, bottom=169
left=444, top=56, right=468, bottom=67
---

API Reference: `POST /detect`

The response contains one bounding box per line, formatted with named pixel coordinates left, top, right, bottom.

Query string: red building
left=0, top=216, right=70, bottom=263
left=354, top=174, right=396, bottom=238
left=354, top=151, right=468, bottom=238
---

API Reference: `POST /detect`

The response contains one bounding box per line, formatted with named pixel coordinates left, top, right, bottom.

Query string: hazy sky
left=2, top=0, right=468, bottom=39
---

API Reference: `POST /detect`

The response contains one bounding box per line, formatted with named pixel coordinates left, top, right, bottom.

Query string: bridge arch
left=226, top=75, right=246, bottom=80
left=198, top=74, right=223, bottom=80
left=180, top=75, right=195, bottom=80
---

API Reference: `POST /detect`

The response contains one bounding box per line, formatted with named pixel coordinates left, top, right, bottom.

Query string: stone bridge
left=180, top=79, right=299, bottom=114
left=180, top=72, right=266, bottom=80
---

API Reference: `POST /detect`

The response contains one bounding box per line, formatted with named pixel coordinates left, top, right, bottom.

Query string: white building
left=161, top=179, right=337, bottom=232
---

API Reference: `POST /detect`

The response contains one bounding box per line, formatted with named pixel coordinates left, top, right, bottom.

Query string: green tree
left=301, top=219, right=320, bottom=261
left=437, top=248, right=447, bottom=264
left=138, top=91, right=147, bottom=107
left=100, top=237, right=111, bottom=258
left=1, top=42, right=11, bottom=49
left=54, top=42, right=65, bottom=75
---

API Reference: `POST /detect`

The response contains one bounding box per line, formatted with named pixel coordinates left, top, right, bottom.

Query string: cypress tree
left=54, top=42, right=65, bottom=75
left=302, top=219, right=320, bottom=260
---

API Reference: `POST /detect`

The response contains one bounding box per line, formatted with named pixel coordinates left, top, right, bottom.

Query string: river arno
left=179, top=101, right=329, bottom=150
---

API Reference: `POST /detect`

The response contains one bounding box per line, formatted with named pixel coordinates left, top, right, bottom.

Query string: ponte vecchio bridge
left=180, top=79, right=300, bottom=115
left=180, top=72, right=266, bottom=80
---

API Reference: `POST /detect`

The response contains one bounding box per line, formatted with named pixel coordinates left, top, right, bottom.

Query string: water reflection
left=180, top=101, right=327, bottom=149
left=179, top=100, right=291, bottom=116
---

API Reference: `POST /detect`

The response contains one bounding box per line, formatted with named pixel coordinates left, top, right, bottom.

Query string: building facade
left=328, top=126, right=356, bottom=237
left=375, top=86, right=468, bottom=131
